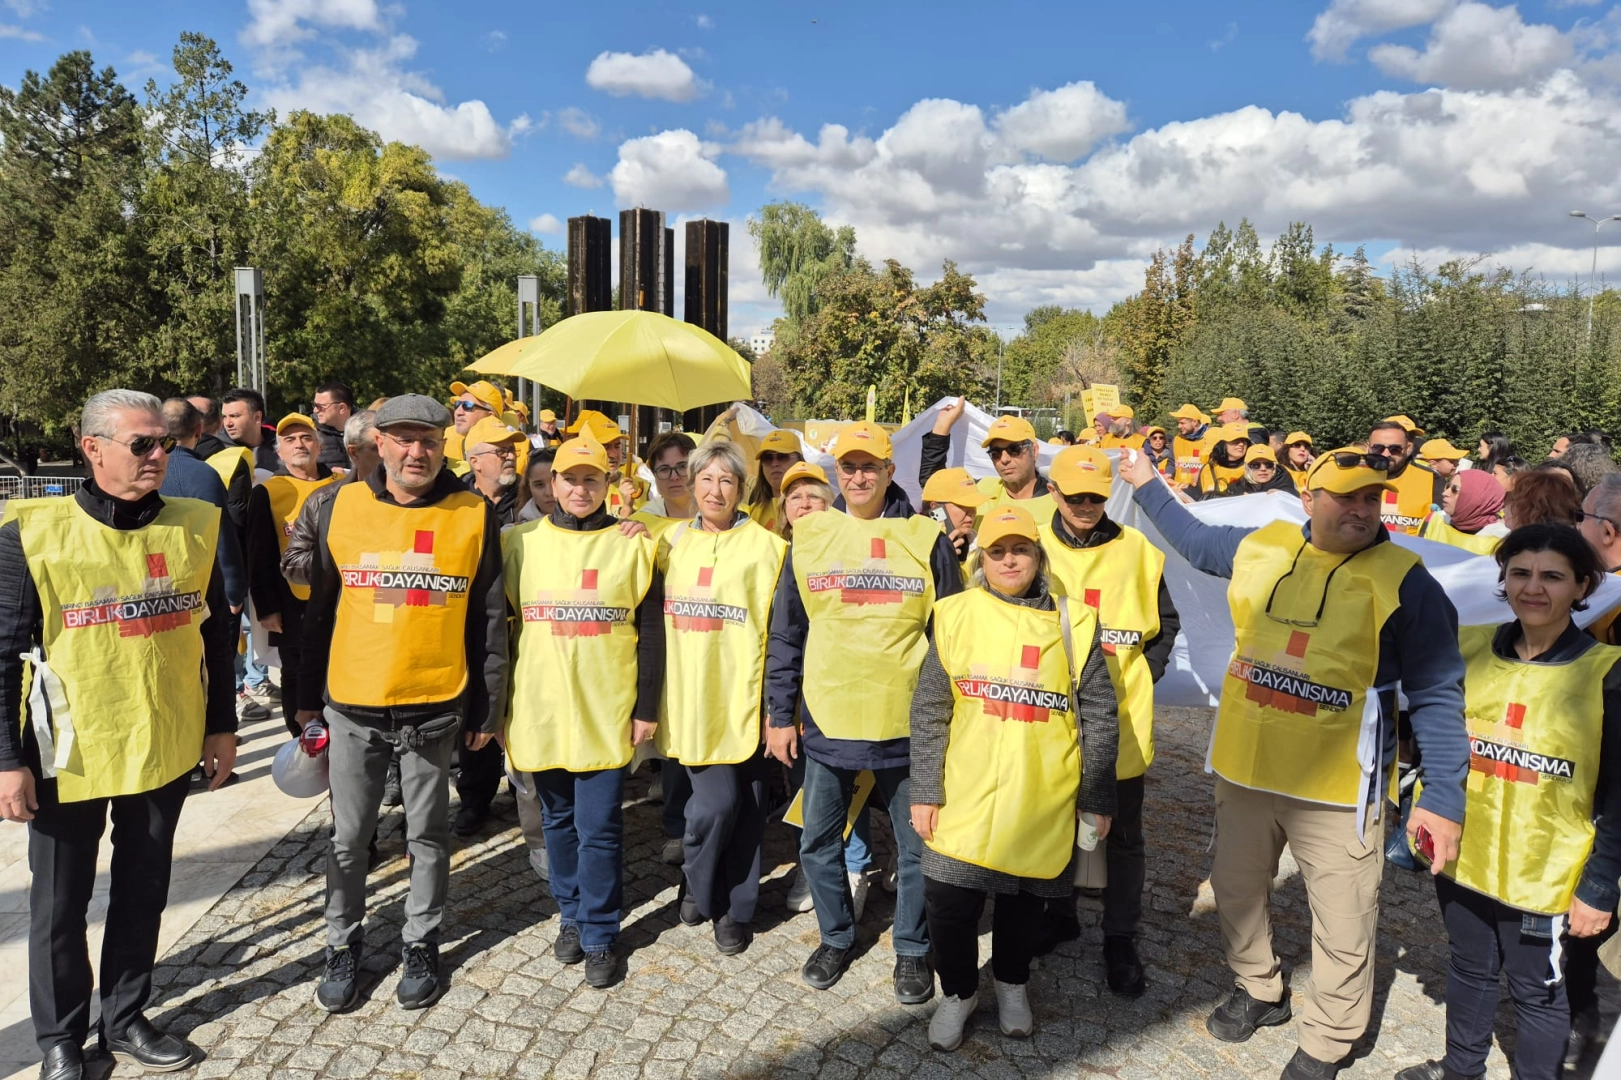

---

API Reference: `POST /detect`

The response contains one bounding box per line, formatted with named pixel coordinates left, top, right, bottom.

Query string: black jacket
left=316, top=423, right=349, bottom=471
left=1045, top=511, right=1182, bottom=683
left=245, top=465, right=334, bottom=638
left=465, top=472, right=520, bottom=528
left=766, top=482, right=965, bottom=771
left=1221, top=468, right=1299, bottom=498
left=160, top=445, right=248, bottom=611
left=298, top=466, right=508, bottom=736
left=0, top=482, right=237, bottom=774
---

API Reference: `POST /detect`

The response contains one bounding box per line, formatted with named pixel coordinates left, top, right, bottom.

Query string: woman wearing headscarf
left=909, top=505, right=1119, bottom=1051
left=1422, top=469, right=1507, bottom=554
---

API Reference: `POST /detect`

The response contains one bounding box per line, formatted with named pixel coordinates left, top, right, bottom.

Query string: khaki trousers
left=1211, top=777, right=1385, bottom=1063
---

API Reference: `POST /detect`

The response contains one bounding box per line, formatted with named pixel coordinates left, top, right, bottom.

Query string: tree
left=747, top=201, right=857, bottom=325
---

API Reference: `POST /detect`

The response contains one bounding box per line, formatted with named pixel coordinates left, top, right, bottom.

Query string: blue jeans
left=533, top=767, right=625, bottom=951
left=786, top=753, right=872, bottom=874
left=236, top=614, right=267, bottom=692
left=799, top=758, right=926, bottom=956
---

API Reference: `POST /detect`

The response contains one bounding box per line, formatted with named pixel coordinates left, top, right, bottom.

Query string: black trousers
left=278, top=638, right=303, bottom=738
left=924, top=876, right=1043, bottom=999
left=1565, top=899, right=1619, bottom=1020
left=662, top=760, right=693, bottom=839
left=455, top=739, right=504, bottom=812
left=1435, top=875, right=1568, bottom=1080
left=681, top=758, right=766, bottom=923
left=28, top=770, right=191, bottom=1053
left=1102, top=774, right=1146, bottom=938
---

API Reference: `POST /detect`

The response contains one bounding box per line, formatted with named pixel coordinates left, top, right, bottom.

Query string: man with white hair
left=0, top=389, right=237, bottom=1080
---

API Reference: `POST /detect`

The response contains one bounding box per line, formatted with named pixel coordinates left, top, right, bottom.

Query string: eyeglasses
left=759, top=451, right=797, bottom=465
left=1323, top=452, right=1391, bottom=473
left=986, top=441, right=1031, bottom=460
left=311, top=400, right=342, bottom=414
left=838, top=459, right=884, bottom=477
left=1248, top=461, right=1276, bottom=470
left=1264, top=544, right=1362, bottom=627
left=1061, top=492, right=1106, bottom=506
left=383, top=431, right=444, bottom=451
left=96, top=434, right=176, bottom=457
left=453, top=400, right=490, bottom=412
left=467, top=446, right=516, bottom=460
left=1576, top=510, right=1621, bottom=530
left=652, top=462, right=688, bottom=479
left=1368, top=443, right=1406, bottom=457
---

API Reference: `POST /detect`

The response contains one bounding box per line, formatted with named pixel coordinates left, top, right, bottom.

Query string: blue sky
left=5, top=0, right=1621, bottom=338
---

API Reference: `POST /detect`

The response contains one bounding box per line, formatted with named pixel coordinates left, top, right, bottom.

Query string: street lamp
left=1569, top=210, right=1621, bottom=338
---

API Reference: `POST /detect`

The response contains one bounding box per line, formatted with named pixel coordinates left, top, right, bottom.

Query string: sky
left=5, top=0, right=1621, bottom=340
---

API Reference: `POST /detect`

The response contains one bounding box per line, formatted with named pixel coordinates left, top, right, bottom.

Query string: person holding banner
left=1172, top=405, right=1215, bottom=486
left=1395, top=524, right=1621, bottom=1080
left=925, top=402, right=1055, bottom=524
left=1195, top=423, right=1251, bottom=497
left=919, top=467, right=988, bottom=564
left=765, top=421, right=963, bottom=1002
left=908, top=505, right=1119, bottom=1051
left=1119, top=446, right=1471, bottom=1080
left=1039, top=446, right=1180, bottom=997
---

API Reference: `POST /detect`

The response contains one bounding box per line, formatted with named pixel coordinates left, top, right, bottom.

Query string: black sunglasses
left=1320, top=451, right=1391, bottom=473
left=1061, top=492, right=1106, bottom=506
left=1576, top=510, right=1621, bottom=530
left=986, top=441, right=1031, bottom=460
left=759, top=451, right=797, bottom=465
left=1367, top=443, right=1406, bottom=457
left=1265, top=544, right=1363, bottom=627
left=98, top=434, right=176, bottom=457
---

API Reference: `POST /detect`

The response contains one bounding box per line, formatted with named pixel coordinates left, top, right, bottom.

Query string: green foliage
left=747, top=201, right=856, bottom=324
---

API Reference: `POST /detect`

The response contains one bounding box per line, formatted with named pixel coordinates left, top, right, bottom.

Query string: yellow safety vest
left=1420, top=512, right=1502, bottom=555
left=974, top=476, right=1056, bottom=527
left=928, top=589, right=1088, bottom=878
left=1439, top=625, right=1619, bottom=914
left=657, top=520, right=787, bottom=765
left=630, top=509, right=687, bottom=545
left=1211, top=521, right=1418, bottom=805
left=205, top=446, right=253, bottom=489
left=1382, top=463, right=1439, bottom=536
left=1040, top=522, right=1164, bottom=779
left=746, top=497, right=780, bottom=536
left=262, top=474, right=338, bottom=600
left=1173, top=433, right=1214, bottom=486
left=504, top=519, right=655, bottom=771
left=1101, top=433, right=1144, bottom=451
left=6, top=496, right=218, bottom=802
left=1198, top=460, right=1246, bottom=495
left=324, top=482, right=487, bottom=707
left=793, top=510, right=940, bottom=741
left=1283, top=466, right=1311, bottom=490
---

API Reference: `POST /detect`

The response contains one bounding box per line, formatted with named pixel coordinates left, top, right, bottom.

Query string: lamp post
left=1569, top=210, right=1621, bottom=338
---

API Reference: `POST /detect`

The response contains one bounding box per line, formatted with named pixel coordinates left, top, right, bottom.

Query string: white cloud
left=585, top=48, right=704, bottom=102
left=695, top=13, right=715, bottom=29
left=1307, top=0, right=1453, bottom=61
left=610, top=129, right=729, bottom=210
left=486, top=30, right=507, bottom=52
left=529, top=213, right=562, bottom=234
left=993, top=82, right=1132, bottom=163
left=243, top=0, right=383, bottom=50
left=0, top=21, right=42, bottom=40
left=563, top=163, right=604, bottom=188
left=1368, top=2, right=1572, bottom=88
left=4, top=0, right=43, bottom=17
left=558, top=107, right=600, bottom=139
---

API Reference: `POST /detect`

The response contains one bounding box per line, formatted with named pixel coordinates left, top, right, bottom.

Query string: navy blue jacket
left=1133, top=480, right=1471, bottom=824
left=766, top=482, right=964, bottom=771
left=161, top=445, right=248, bottom=611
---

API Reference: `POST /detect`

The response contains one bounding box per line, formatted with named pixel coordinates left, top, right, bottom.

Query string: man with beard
left=1170, top=405, right=1215, bottom=487
left=1368, top=420, right=1444, bottom=536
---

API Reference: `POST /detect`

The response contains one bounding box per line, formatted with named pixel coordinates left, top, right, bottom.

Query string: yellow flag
left=902, top=386, right=912, bottom=426
left=865, top=384, right=877, bottom=422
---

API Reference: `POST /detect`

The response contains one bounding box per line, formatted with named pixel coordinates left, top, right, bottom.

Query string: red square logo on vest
left=1084, top=588, right=1101, bottom=609
left=581, top=569, right=598, bottom=591
left=1286, top=630, right=1311, bottom=658
left=413, top=530, right=434, bottom=554
left=1505, top=702, right=1526, bottom=729
left=871, top=538, right=886, bottom=560
left=1021, top=645, right=1041, bottom=670
left=697, top=567, right=714, bottom=587
left=146, top=553, right=168, bottom=579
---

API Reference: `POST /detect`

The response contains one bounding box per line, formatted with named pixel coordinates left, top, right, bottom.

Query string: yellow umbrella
left=469, top=310, right=751, bottom=412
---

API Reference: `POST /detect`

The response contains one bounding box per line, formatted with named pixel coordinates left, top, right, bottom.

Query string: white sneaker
left=661, top=838, right=684, bottom=865
left=994, top=980, right=1033, bottom=1037
left=848, top=870, right=870, bottom=923
left=785, top=867, right=815, bottom=913
left=528, top=844, right=549, bottom=882
left=648, top=771, right=664, bottom=802
left=928, top=992, right=979, bottom=1051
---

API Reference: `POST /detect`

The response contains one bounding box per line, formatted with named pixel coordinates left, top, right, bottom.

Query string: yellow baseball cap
left=920, top=467, right=990, bottom=508
left=759, top=429, right=801, bottom=455
left=1385, top=414, right=1423, bottom=434
left=275, top=413, right=316, bottom=436
left=1305, top=447, right=1397, bottom=495
left=1216, top=397, right=1248, bottom=414
left=981, top=414, right=1038, bottom=447
left=976, top=505, right=1041, bottom=549
left=1217, top=422, right=1252, bottom=441
left=464, top=417, right=524, bottom=452
left=831, top=421, right=893, bottom=460
left=1076, top=428, right=1101, bottom=444
left=555, top=434, right=608, bottom=474
left=1244, top=445, right=1277, bottom=465
left=566, top=409, right=625, bottom=444
left=1170, top=404, right=1203, bottom=421
left=538, top=409, right=557, bottom=423
left=449, top=380, right=504, bottom=415
left=1285, top=431, right=1313, bottom=447
left=780, top=461, right=828, bottom=490
left=1142, top=425, right=1167, bottom=438
left=1420, top=437, right=1466, bottom=461
left=1102, top=404, right=1135, bottom=420
left=1049, top=446, right=1113, bottom=498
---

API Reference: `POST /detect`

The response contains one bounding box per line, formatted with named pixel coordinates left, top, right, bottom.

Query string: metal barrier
left=0, top=476, right=20, bottom=501
left=21, top=476, right=85, bottom=498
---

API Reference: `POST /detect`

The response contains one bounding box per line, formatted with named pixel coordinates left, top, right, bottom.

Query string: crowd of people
left=0, top=382, right=1618, bottom=1080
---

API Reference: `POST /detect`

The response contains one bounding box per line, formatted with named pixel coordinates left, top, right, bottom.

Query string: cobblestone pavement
left=108, top=707, right=1614, bottom=1079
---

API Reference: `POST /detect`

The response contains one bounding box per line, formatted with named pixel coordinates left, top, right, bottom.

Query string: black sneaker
left=583, top=948, right=621, bottom=989
left=396, top=943, right=443, bottom=1009
left=1280, top=1047, right=1342, bottom=1079
left=1206, top=984, right=1291, bottom=1043
left=1393, top=1062, right=1470, bottom=1080
left=679, top=893, right=704, bottom=927
left=893, top=954, right=934, bottom=1004
left=1033, top=896, right=1082, bottom=957
left=382, top=759, right=403, bottom=807
left=1568, top=1005, right=1600, bottom=1068
left=801, top=944, right=851, bottom=990
left=1103, top=935, right=1146, bottom=997
left=714, top=916, right=750, bottom=955
left=315, top=945, right=362, bottom=1013
left=554, top=924, right=585, bottom=965
left=452, top=804, right=487, bottom=837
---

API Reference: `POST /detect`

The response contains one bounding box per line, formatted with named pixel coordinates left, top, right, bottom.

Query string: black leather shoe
left=101, top=1016, right=195, bottom=1072
left=397, top=942, right=443, bottom=1009
left=1206, top=984, right=1290, bottom=1043
left=1279, top=1047, right=1341, bottom=1079
left=382, top=760, right=403, bottom=807
left=893, top=954, right=935, bottom=1004
left=801, top=944, right=851, bottom=990
left=554, top=924, right=585, bottom=965
left=714, top=916, right=751, bottom=955
left=452, top=804, right=487, bottom=837
left=583, top=948, right=622, bottom=989
left=1393, top=1062, right=1473, bottom=1080
left=679, top=893, right=704, bottom=927
left=1568, top=1005, right=1599, bottom=1068
left=36, top=1044, right=83, bottom=1080
left=1103, top=935, right=1146, bottom=997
